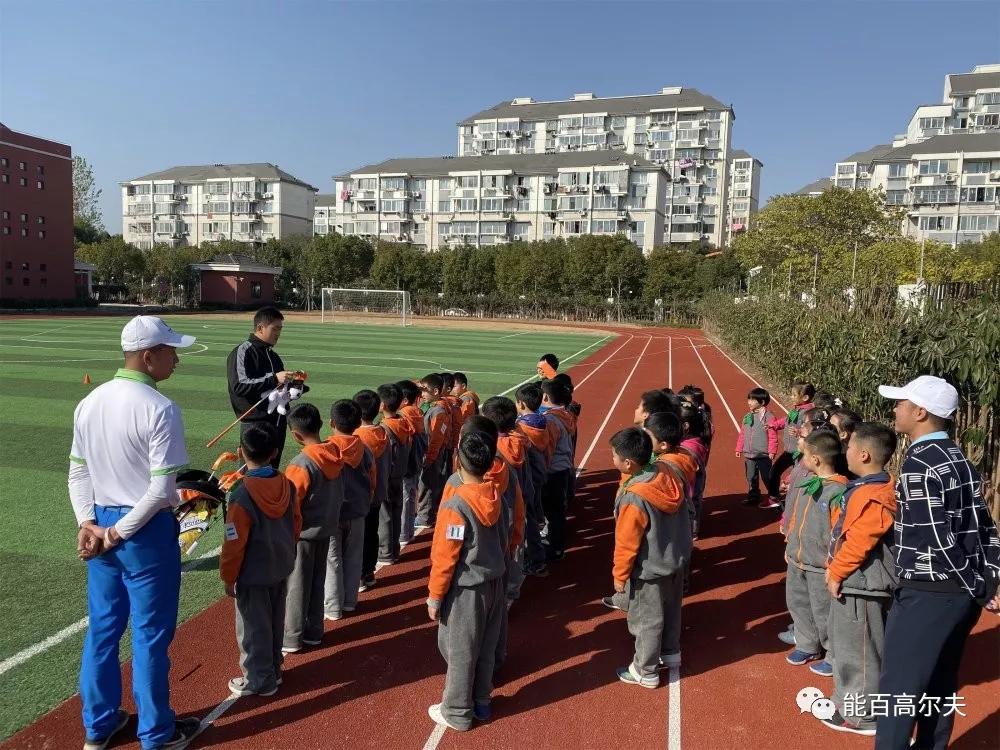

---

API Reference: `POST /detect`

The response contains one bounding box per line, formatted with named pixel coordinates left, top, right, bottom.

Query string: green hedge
left=701, top=288, right=1000, bottom=515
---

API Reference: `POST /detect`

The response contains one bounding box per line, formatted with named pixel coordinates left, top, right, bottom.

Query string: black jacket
left=227, top=334, right=285, bottom=422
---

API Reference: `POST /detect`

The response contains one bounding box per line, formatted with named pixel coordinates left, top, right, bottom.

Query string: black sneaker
left=821, top=711, right=876, bottom=736
left=741, top=495, right=758, bottom=506
left=544, top=548, right=565, bottom=562
left=154, top=717, right=202, bottom=749
left=83, top=708, right=129, bottom=750
left=525, top=562, right=549, bottom=577
left=358, top=574, right=376, bottom=592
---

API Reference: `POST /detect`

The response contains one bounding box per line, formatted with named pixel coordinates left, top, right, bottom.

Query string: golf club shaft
left=206, top=396, right=267, bottom=448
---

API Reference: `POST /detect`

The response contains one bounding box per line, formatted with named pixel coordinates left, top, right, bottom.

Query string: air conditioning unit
left=944, top=174, right=957, bottom=183
left=262, top=192, right=274, bottom=199
left=413, top=191, right=421, bottom=199
left=579, top=209, right=587, bottom=216
left=989, top=171, right=1000, bottom=181
left=421, top=213, right=429, bottom=220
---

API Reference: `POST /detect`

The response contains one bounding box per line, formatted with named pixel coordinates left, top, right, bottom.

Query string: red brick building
left=191, top=253, right=281, bottom=306
left=0, top=124, right=75, bottom=301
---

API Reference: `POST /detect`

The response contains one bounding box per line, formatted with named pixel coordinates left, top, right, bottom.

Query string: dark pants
left=240, top=419, right=287, bottom=469
left=875, top=586, right=982, bottom=750
left=415, top=453, right=448, bottom=527
left=379, top=474, right=404, bottom=562
left=744, top=456, right=771, bottom=501
left=361, top=502, right=381, bottom=578
left=767, top=450, right=795, bottom=498
left=541, top=469, right=571, bottom=556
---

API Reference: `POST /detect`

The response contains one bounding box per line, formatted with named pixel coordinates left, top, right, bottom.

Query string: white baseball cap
left=121, top=316, right=196, bottom=352
left=878, top=375, right=959, bottom=419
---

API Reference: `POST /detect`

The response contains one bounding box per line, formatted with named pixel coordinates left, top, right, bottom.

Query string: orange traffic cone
left=83, top=373, right=92, bottom=385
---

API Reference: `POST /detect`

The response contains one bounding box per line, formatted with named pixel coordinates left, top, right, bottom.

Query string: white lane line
left=497, top=334, right=610, bottom=397
left=195, top=693, right=240, bottom=736
left=574, top=334, right=633, bottom=389
left=668, top=665, right=681, bottom=750
left=668, top=336, right=673, bottom=390
left=576, top=336, right=652, bottom=474
left=0, top=545, right=223, bottom=678
left=421, top=723, right=448, bottom=750
left=702, top=340, right=788, bottom=414
left=497, top=331, right=531, bottom=341
left=686, top=336, right=740, bottom=431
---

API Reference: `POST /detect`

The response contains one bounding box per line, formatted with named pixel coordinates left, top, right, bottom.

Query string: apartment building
left=455, top=88, right=737, bottom=248
left=328, top=151, right=674, bottom=252
left=904, top=64, right=1000, bottom=143
left=830, top=144, right=892, bottom=190
left=314, top=193, right=336, bottom=235
left=0, top=123, right=75, bottom=301
left=121, top=163, right=316, bottom=249
left=726, top=149, right=762, bottom=242
left=795, top=177, right=832, bottom=197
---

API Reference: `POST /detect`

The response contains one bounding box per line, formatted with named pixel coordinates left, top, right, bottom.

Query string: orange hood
left=549, top=407, right=577, bottom=435
left=242, top=474, right=292, bottom=518
left=356, top=424, right=389, bottom=459
left=627, top=464, right=684, bottom=514
left=400, top=404, right=425, bottom=434
left=517, top=422, right=549, bottom=454
left=497, top=432, right=528, bottom=469
left=326, top=434, right=365, bottom=468
left=301, top=441, right=344, bottom=479
left=381, top=414, right=414, bottom=446
left=454, top=480, right=501, bottom=527
left=484, top=456, right=510, bottom=495
left=461, top=390, right=481, bottom=405
left=657, top=451, right=698, bottom=487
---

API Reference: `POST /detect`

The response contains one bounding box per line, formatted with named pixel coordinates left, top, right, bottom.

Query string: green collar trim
left=788, top=408, right=800, bottom=422
left=792, top=450, right=802, bottom=462
left=114, top=368, right=157, bottom=389
left=742, top=413, right=754, bottom=426
left=799, top=475, right=824, bottom=495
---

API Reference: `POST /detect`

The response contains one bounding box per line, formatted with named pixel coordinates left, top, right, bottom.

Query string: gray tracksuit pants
left=786, top=562, right=831, bottom=655
left=401, top=474, right=418, bottom=542
left=830, top=593, right=888, bottom=726
left=628, top=575, right=667, bottom=680
left=235, top=581, right=287, bottom=691
left=283, top=538, right=330, bottom=649
left=437, top=577, right=505, bottom=731
left=325, top=516, right=364, bottom=615
left=379, top=474, right=404, bottom=561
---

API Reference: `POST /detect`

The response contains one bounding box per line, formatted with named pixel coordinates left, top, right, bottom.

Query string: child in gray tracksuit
left=426, top=430, right=508, bottom=731
left=221, top=423, right=299, bottom=697
left=282, top=404, right=344, bottom=653
left=736, top=387, right=779, bottom=507
left=610, top=427, right=690, bottom=689
left=783, top=430, right=847, bottom=672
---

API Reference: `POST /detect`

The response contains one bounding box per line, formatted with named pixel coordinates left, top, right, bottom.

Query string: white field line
left=576, top=336, right=652, bottom=475
left=497, top=331, right=531, bottom=341
left=573, top=334, right=634, bottom=389
left=421, top=723, right=448, bottom=750
left=668, top=664, right=681, bottom=750
left=0, top=545, right=222, bottom=678
left=686, top=336, right=740, bottom=431
left=497, top=334, right=610, bottom=397
left=702, top=340, right=788, bottom=414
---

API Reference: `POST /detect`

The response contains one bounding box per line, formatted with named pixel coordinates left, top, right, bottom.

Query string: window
left=611, top=116, right=626, bottom=129
left=37, top=216, right=45, bottom=224
left=206, top=201, right=230, bottom=213
left=411, top=199, right=426, bottom=213
left=919, top=117, right=946, bottom=130
left=20, top=228, right=28, bottom=237
left=381, top=177, right=405, bottom=191
left=543, top=222, right=555, bottom=236
left=593, top=219, right=618, bottom=233
left=914, top=187, right=957, bottom=204
left=513, top=222, right=530, bottom=237
left=885, top=190, right=908, bottom=205
left=481, top=197, right=507, bottom=212
left=733, top=188, right=749, bottom=198
left=452, top=221, right=476, bottom=235
left=38, top=230, right=46, bottom=239
left=888, top=163, right=908, bottom=178
left=959, top=215, right=999, bottom=231
left=976, top=91, right=1000, bottom=106
left=836, top=178, right=854, bottom=188
left=37, top=165, right=44, bottom=175
left=480, top=222, right=507, bottom=235
left=963, top=161, right=992, bottom=174
left=1, top=211, right=7, bottom=219
left=355, top=221, right=377, bottom=234
left=593, top=194, right=618, bottom=209
left=437, top=200, right=452, bottom=213
left=918, top=216, right=953, bottom=230
left=23, top=278, right=30, bottom=287
left=207, top=181, right=229, bottom=194
left=918, top=159, right=954, bottom=175
left=0, top=157, right=6, bottom=166
left=733, top=201, right=750, bottom=212
left=649, top=129, right=673, bottom=143
left=380, top=221, right=402, bottom=235
left=37, top=180, right=44, bottom=189
left=18, top=161, right=26, bottom=170
left=516, top=199, right=530, bottom=212
left=837, top=164, right=855, bottom=175
left=961, top=186, right=996, bottom=203
left=633, top=132, right=647, bottom=146
left=19, top=177, right=27, bottom=186
left=381, top=200, right=404, bottom=213
left=976, top=114, right=1000, bottom=128
left=40, top=263, right=46, bottom=271
left=154, top=183, right=174, bottom=194
left=250, top=281, right=262, bottom=298
left=20, top=213, right=27, bottom=221
left=563, top=221, right=584, bottom=234
left=456, top=175, right=479, bottom=188
left=438, top=224, right=451, bottom=238
left=232, top=180, right=254, bottom=194
left=21, top=262, right=29, bottom=270
left=478, top=121, right=497, bottom=133
left=558, top=196, right=587, bottom=210
left=583, top=115, right=604, bottom=128
left=455, top=199, right=477, bottom=212
left=357, top=178, right=377, bottom=190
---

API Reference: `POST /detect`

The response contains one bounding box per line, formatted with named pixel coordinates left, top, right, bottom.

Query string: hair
left=539, top=353, right=559, bottom=371
left=440, top=372, right=455, bottom=392
left=458, top=429, right=497, bottom=476
left=852, top=422, right=898, bottom=467
left=804, top=430, right=843, bottom=467
left=540, top=379, right=571, bottom=407
left=330, top=399, right=362, bottom=433
left=287, top=403, right=322, bottom=435
left=804, top=406, right=831, bottom=427
left=396, top=379, right=420, bottom=405
left=516, top=383, right=543, bottom=412
left=552, top=372, right=574, bottom=394
left=452, top=372, right=468, bottom=387
left=610, top=427, right=653, bottom=466
left=253, top=306, right=284, bottom=329
left=747, top=387, right=770, bottom=406
left=421, top=373, right=443, bottom=394
left=813, top=392, right=839, bottom=411
left=644, top=411, right=683, bottom=449
left=377, top=383, right=403, bottom=413
left=678, top=384, right=705, bottom=407
left=678, top=401, right=705, bottom=441
left=830, top=407, right=862, bottom=439
left=461, top=414, right=499, bottom=443
left=791, top=381, right=816, bottom=401
left=640, top=389, right=679, bottom=417
left=481, top=396, right=517, bottom=432
left=241, top=422, right=279, bottom=463
left=353, top=389, right=381, bottom=422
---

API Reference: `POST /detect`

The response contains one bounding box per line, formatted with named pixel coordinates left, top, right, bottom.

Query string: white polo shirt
left=69, top=369, right=188, bottom=537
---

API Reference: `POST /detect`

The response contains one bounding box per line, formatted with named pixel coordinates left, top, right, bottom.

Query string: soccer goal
left=320, top=287, right=412, bottom=326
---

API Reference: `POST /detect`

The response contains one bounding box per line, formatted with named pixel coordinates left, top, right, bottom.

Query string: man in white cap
left=69, top=316, right=201, bottom=750
left=874, top=375, right=1000, bottom=750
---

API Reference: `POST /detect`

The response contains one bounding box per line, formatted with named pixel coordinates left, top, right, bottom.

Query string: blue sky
left=2, top=0, right=998, bottom=233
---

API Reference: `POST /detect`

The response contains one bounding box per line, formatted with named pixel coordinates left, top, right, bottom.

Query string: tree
left=144, top=244, right=201, bottom=305
left=74, top=216, right=108, bottom=246
left=439, top=245, right=496, bottom=298
left=76, top=236, right=146, bottom=286
left=302, top=234, right=374, bottom=289
left=72, top=155, right=103, bottom=229
left=494, top=239, right=566, bottom=305
left=564, top=234, right=645, bottom=303
left=370, top=242, right=439, bottom=293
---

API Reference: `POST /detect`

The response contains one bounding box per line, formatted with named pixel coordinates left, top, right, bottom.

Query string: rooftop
left=315, top=193, right=337, bottom=206
left=872, top=132, right=1000, bottom=162
left=794, top=177, right=832, bottom=196
left=730, top=148, right=762, bottom=166
left=948, top=69, right=1000, bottom=94
left=837, top=144, right=893, bottom=165
left=125, top=163, right=317, bottom=191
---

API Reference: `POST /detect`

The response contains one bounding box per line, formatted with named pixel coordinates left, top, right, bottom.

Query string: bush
left=0, top=297, right=98, bottom=310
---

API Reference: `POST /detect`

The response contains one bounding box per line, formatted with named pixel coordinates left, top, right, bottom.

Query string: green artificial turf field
left=0, top=314, right=609, bottom=740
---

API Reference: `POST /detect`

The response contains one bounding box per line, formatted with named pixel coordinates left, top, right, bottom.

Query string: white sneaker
left=427, top=703, right=466, bottom=731
left=281, top=645, right=300, bottom=654
left=324, top=612, right=342, bottom=621
left=658, top=651, right=681, bottom=669
left=228, top=677, right=278, bottom=696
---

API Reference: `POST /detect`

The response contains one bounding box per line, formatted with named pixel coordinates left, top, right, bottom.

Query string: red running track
left=3, top=329, right=997, bottom=750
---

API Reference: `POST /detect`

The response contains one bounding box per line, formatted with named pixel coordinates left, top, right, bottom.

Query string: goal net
left=320, top=287, right=411, bottom=326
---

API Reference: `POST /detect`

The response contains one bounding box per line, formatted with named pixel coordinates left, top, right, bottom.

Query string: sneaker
left=658, top=650, right=681, bottom=669
left=358, top=574, right=376, bottom=593
left=324, top=611, right=342, bottom=621
left=616, top=664, right=658, bottom=689
left=821, top=711, right=876, bottom=736
left=757, top=497, right=781, bottom=509
left=154, top=717, right=203, bottom=750
left=83, top=708, right=129, bottom=750
left=414, top=521, right=430, bottom=531
left=602, top=595, right=626, bottom=612
left=786, top=649, right=822, bottom=666
left=809, top=659, right=833, bottom=677
left=281, top=645, right=300, bottom=654
left=545, top=548, right=565, bottom=562
left=343, top=604, right=356, bottom=612
left=228, top=677, right=278, bottom=697
left=302, top=637, right=322, bottom=646
left=427, top=703, right=466, bottom=731
left=525, top=562, right=550, bottom=578
left=375, top=558, right=395, bottom=570
left=473, top=701, right=492, bottom=721
left=777, top=629, right=797, bottom=646
left=742, top=495, right=759, bottom=506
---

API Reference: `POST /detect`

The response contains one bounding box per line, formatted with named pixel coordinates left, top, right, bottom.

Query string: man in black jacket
left=227, top=306, right=293, bottom=467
